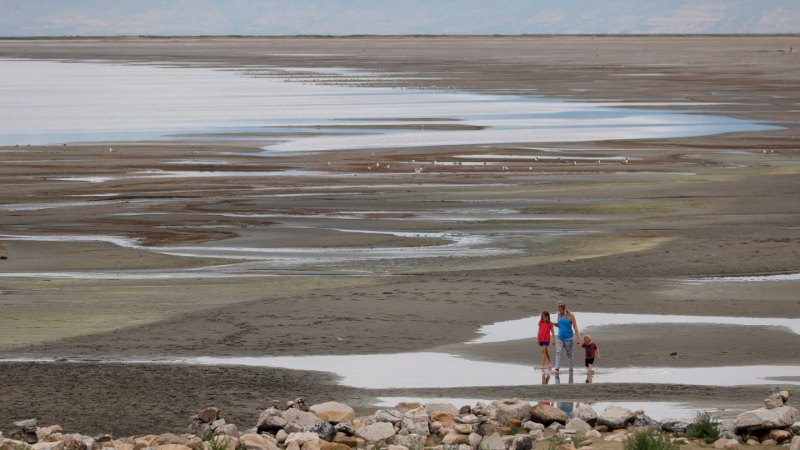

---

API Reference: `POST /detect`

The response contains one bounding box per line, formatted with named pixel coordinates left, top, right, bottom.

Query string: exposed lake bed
left=0, top=36, right=798, bottom=435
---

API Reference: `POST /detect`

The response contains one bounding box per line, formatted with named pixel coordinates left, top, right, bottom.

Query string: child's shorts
left=539, top=341, right=550, bottom=347
left=585, top=358, right=595, bottom=366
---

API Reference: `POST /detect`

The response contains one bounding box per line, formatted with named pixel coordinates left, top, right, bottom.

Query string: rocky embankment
left=3, top=392, right=799, bottom=450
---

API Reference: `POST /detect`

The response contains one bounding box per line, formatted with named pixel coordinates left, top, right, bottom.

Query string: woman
left=554, top=300, right=580, bottom=374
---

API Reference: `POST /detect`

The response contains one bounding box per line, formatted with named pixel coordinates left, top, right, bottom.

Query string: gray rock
left=789, top=436, right=800, bottom=450
left=735, top=405, right=798, bottom=432
left=256, top=408, right=288, bottom=432
left=310, top=421, right=335, bottom=442
left=375, top=410, right=404, bottom=423
left=284, top=422, right=304, bottom=433
left=457, top=414, right=484, bottom=425
left=565, top=418, right=592, bottom=434
left=571, top=404, right=598, bottom=426
left=356, top=422, right=396, bottom=442
left=528, top=430, right=544, bottom=440
left=633, top=414, right=658, bottom=428
left=661, top=419, right=691, bottom=433
left=585, top=430, right=601, bottom=438
left=401, top=408, right=431, bottom=436
left=791, top=421, right=800, bottom=434
left=211, top=419, right=227, bottom=430
left=491, top=399, right=531, bottom=424
left=548, top=422, right=564, bottom=431
left=598, top=406, right=634, bottom=430
left=510, top=436, right=532, bottom=450
left=479, top=432, right=505, bottom=450
left=719, top=419, right=736, bottom=434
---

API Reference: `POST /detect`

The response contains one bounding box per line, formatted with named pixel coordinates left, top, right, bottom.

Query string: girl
left=537, top=311, right=556, bottom=370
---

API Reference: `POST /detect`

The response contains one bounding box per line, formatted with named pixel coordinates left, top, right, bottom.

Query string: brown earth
left=0, top=36, right=798, bottom=435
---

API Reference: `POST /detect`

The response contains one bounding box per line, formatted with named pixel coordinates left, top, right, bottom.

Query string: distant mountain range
left=1, top=0, right=798, bottom=36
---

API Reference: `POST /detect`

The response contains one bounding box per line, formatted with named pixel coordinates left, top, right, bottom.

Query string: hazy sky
left=1, top=0, right=798, bottom=36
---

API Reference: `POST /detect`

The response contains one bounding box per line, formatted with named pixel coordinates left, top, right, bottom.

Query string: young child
left=537, top=311, right=557, bottom=370
left=582, top=335, right=599, bottom=372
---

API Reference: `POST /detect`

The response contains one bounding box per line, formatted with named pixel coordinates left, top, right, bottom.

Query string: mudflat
left=0, top=36, right=798, bottom=435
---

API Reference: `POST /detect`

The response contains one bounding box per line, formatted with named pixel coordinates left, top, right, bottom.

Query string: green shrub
left=686, top=411, right=720, bottom=443
left=206, top=435, right=230, bottom=450
left=624, top=431, right=679, bottom=450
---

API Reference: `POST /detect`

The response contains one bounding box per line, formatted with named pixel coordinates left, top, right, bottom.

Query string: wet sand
left=0, top=36, right=799, bottom=434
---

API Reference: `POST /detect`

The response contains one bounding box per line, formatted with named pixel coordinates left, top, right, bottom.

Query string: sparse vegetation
left=686, top=411, right=720, bottom=443
left=624, top=431, right=680, bottom=450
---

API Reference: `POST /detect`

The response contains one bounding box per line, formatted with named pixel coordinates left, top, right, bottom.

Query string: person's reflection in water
left=553, top=372, right=576, bottom=416
left=541, top=373, right=551, bottom=385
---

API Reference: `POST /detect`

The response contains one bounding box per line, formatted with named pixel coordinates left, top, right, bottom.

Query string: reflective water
left=470, top=312, right=800, bottom=344
left=0, top=59, right=777, bottom=150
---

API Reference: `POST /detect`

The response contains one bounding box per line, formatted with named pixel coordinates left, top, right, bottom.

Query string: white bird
left=573, top=161, right=577, bottom=165
left=534, top=156, right=539, bottom=162
left=528, top=166, right=533, bottom=171
left=502, top=166, right=509, bottom=172
left=109, top=147, right=114, bottom=152
left=597, top=160, right=601, bottom=165
left=327, top=162, right=331, bottom=166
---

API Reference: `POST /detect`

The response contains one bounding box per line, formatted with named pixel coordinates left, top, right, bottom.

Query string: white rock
left=735, top=406, right=798, bottom=431
left=789, top=436, right=800, bottom=450
left=388, top=445, right=409, bottom=450
left=490, top=399, right=531, bottom=424
left=585, top=430, right=601, bottom=438
left=571, top=404, right=598, bottom=425
left=283, top=409, right=325, bottom=430
left=356, top=422, right=396, bottom=442
left=309, top=402, right=356, bottom=423
left=275, top=430, right=288, bottom=444
left=468, top=433, right=483, bottom=449
left=598, top=406, right=634, bottom=429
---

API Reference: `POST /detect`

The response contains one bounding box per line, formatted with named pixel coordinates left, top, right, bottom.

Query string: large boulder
left=790, top=436, right=800, bottom=450
left=764, top=393, right=785, bottom=409
left=571, top=404, right=598, bottom=425
left=565, top=418, right=592, bottom=434
left=355, top=422, right=396, bottom=443
left=401, top=408, right=431, bottom=436
left=768, top=429, right=792, bottom=443
left=283, top=409, right=326, bottom=430
left=256, top=408, right=288, bottom=432
left=426, top=403, right=459, bottom=416
left=735, top=406, right=798, bottom=432
left=530, top=405, right=569, bottom=425
left=491, top=399, right=531, bottom=424
left=310, top=402, right=356, bottom=424
left=35, top=426, right=63, bottom=443
left=597, top=406, right=634, bottom=429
